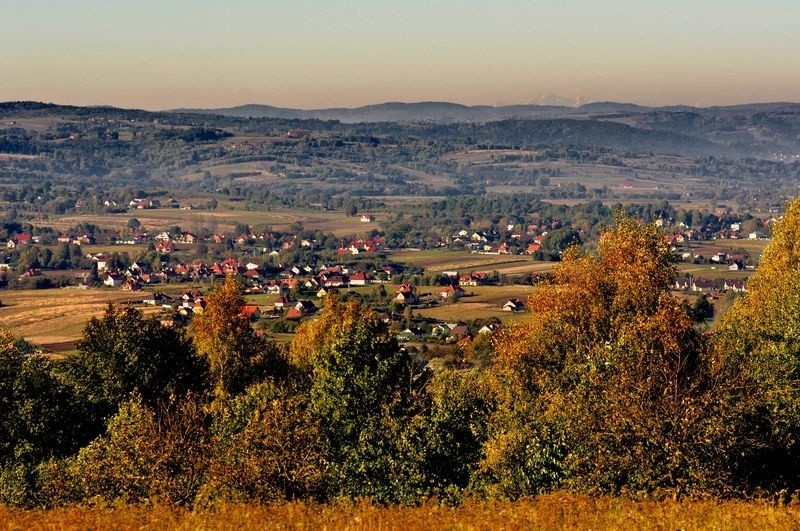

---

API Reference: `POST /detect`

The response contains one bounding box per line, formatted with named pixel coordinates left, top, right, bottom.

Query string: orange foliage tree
left=480, top=214, right=710, bottom=497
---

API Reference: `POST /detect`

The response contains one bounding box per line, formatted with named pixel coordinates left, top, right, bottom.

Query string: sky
left=1, top=0, right=799, bottom=110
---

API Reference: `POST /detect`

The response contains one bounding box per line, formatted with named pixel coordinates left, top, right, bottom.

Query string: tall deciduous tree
left=192, top=276, right=285, bottom=402
left=712, top=197, right=800, bottom=493
left=481, top=214, right=709, bottom=497
left=294, top=297, right=425, bottom=502
left=70, top=305, right=208, bottom=416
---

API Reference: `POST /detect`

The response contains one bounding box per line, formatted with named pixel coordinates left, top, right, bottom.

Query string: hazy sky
left=2, top=0, right=799, bottom=109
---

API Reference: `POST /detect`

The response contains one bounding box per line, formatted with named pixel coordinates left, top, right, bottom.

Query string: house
left=430, top=324, right=451, bottom=338
left=457, top=336, right=472, bottom=349
left=349, top=271, right=369, bottom=286
left=121, top=278, right=141, bottom=291
left=317, top=287, right=331, bottom=298
left=323, top=274, right=345, bottom=288
left=728, top=261, right=745, bottom=271
left=274, top=296, right=290, bottom=310
left=691, top=279, right=715, bottom=293
left=397, top=328, right=419, bottom=342
left=294, top=300, right=317, bottom=315
left=360, top=214, right=375, bottom=223
left=243, top=269, right=261, bottom=280
left=724, top=279, right=747, bottom=293
left=8, top=233, right=32, bottom=248
left=285, top=308, right=304, bottom=320
left=440, top=285, right=465, bottom=300
left=525, top=243, right=541, bottom=254
left=265, top=283, right=282, bottom=295
left=179, top=232, right=197, bottom=244
left=104, top=273, right=125, bottom=287
left=143, top=292, right=173, bottom=307
left=155, top=241, right=176, bottom=254
left=181, top=290, right=204, bottom=307
left=395, top=291, right=417, bottom=304
left=503, top=299, right=525, bottom=312
left=479, top=324, right=501, bottom=335
left=240, top=305, right=262, bottom=320
left=450, top=325, right=471, bottom=339
left=459, top=275, right=477, bottom=287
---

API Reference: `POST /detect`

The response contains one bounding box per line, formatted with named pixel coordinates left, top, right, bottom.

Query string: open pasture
left=40, top=207, right=380, bottom=237
left=0, top=288, right=153, bottom=352
left=415, top=284, right=534, bottom=323
left=391, top=249, right=545, bottom=273
left=5, top=493, right=797, bottom=530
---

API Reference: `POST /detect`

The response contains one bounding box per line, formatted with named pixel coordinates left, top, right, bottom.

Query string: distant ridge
left=170, top=100, right=800, bottom=124
left=3, top=100, right=800, bottom=158
left=170, top=101, right=608, bottom=123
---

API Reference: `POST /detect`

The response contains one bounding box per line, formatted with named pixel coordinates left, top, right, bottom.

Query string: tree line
left=3, top=200, right=800, bottom=507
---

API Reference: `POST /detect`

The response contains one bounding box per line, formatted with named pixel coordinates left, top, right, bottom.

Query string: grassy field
left=391, top=249, right=554, bottom=276
left=0, top=288, right=154, bottom=352
left=415, top=285, right=535, bottom=323
left=2, top=495, right=799, bottom=530
left=42, top=207, right=381, bottom=237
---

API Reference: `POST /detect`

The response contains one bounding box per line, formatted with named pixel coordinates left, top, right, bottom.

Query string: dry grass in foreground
left=2, top=494, right=800, bottom=530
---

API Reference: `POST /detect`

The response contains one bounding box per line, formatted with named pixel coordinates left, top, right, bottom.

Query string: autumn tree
left=197, top=381, right=325, bottom=505
left=711, top=197, right=800, bottom=493
left=480, top=214, right=710, bottom=497
left=192, top=275, right=286, bottom=402
left=50, top=397, right=210, bottom=505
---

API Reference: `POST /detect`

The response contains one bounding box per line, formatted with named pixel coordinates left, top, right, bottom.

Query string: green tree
left=0, top=331, right=90, bottom=507
left=69, top=305, right=208, bottom=417
left=296, top=297, right=425, bottom=502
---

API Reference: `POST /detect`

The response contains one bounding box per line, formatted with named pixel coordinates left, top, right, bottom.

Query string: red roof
left=240, top=305, right=260, bottom=318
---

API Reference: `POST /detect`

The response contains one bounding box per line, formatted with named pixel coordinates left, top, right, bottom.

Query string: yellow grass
left=391, top=250, right=550, bottom=275
left=0, top=288, right=153, bottom=349
left=416, top=285, right=535, bottom=323
left=2, top=495, right=800, bottom=530
left=42, top=208, right=379, bottom=236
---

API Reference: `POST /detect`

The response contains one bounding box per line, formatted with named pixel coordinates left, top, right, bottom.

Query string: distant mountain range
left=166, top=100, right=800, bottom=158
left=171, top=100, right=800, bottom=124
left=2, top=100, right=799, bottom=159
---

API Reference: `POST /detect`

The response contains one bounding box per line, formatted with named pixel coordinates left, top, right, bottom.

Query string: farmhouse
left=440, top=285, right=465, bottom=301
left=103, top=273, right=125, bottom=287
left=240, top=305, right=262, bottom=320
left=503, top=299, right=525, bottom=312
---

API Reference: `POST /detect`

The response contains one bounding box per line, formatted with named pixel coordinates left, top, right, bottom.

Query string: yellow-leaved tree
left=479, top=214, right=709, bottom=497
left=711, top=197, right=800, bottom=493
left=192, top=275, right=286, bottom=402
